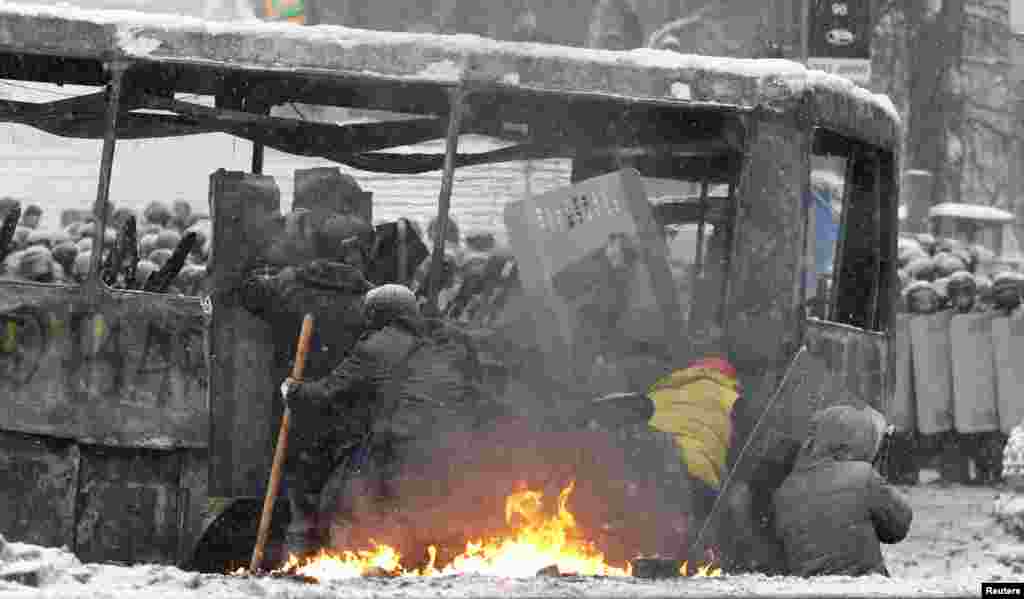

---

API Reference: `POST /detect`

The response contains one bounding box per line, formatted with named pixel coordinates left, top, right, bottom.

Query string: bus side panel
left=743, top=320, right=887, bottom=465
left=0, top=284, right=207, bottom=447
left=208, top=170, right=281, bottom=498
left=74, top=445, right=185, bottom=565
left=0, top=431, right=79, bottom=549
left=726, top=116, right=807, bottom=436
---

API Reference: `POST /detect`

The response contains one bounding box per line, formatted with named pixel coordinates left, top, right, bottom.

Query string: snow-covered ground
left=2, top=476, right=1015, bottom=598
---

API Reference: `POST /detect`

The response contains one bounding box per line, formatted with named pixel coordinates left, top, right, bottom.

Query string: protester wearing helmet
left=991, top=271, right=1024, bottom=313
left=238, top=210, right=376, bottom=559
left=904, top=281, right=941, bottom=314
left=72, top=251, right=93, bottom=283
left=914, top=233, right=937, bottom=256
left=51, top=241, right=78, bottom=276
left=155, top=229, right=183, bottom=252
left=18, top=245, right=56, bottom=282
left=282, top=282, right=480, bottom=558
left=21, top=204, right=42, bottom=230
left=932, top=253, right=967, bottom=280
left=946, top=271, right=977, bottom=314
left=904, top=256, right=936, bottom=282
left=143, top=201, right=173, bottom=228
left=134, top=259, right=158, bottom=289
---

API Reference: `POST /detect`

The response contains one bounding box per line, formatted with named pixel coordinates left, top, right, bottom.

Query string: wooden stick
left=84, top=61, right=128, bottom=305
left=250, top=313, right=315, bottom=572
left=426, top=87, right=466, bottom=314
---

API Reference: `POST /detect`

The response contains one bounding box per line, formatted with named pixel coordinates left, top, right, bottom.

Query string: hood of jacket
left=799, top=405, right=888, bottom=467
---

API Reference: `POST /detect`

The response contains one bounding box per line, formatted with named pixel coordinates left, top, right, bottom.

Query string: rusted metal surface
left=801, top=319, right=887, bottom=419
left=0, top=431, right=79, bottom=548
left=0, top=283, right=207, bottom=449
left=74, top=445, right=184, bottom=564
left=293, top=167, right=373, bottom=223
left=178, top=448, right=209, bottom=565
left=724, top=115, right=805, bottom=373
left=743, top=319, right=888, bottom=464
left=207, top=170, right=279, bottom=497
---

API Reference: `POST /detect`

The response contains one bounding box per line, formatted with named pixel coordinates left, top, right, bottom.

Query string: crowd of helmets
left=407, top=216, right=520, bottom=327
left=898, top=233, right=1024, bottom=315
left=0, top=198, right=210, bottom=296
left=0, top=192, right=522, bottom=323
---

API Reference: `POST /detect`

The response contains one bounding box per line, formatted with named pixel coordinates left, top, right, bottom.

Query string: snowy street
left=0, top=476, right=1014, bottom=598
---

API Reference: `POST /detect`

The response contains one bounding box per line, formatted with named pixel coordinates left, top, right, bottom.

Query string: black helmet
left=899, top=244, right=928, bottom=268
left=946, top=271, right=977, bottom=296
left=143, top=201, right=173, bottom=227
left=946, top=271, right=977, bottom=312
left=51, top=241, right=78, bottom=272
left=969, top=244, right=996, bottom=270
left=933, top=252, right=968, bottom=279
left=364, top=283, right=420, bottom=327
left=953, top=249, right=976, bottom=273
left=915, top=233, right=937, bottom=255
left=905, top=256, right=937, bottom=281
left=992, top=271, right=1024, bottom=312
left=976, top=275, right=994, bottom=302
left=904, top=281, right=940, bottom=314
left=932, top=276, right=951, bottom=305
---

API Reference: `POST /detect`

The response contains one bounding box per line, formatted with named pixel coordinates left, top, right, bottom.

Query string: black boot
left=285, top=490, right=324, bottom=563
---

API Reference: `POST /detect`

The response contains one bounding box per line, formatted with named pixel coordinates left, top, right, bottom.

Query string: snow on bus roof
left=0, top=1, right=899, bottom=125
left=929, top=202, right=1015, bottom=223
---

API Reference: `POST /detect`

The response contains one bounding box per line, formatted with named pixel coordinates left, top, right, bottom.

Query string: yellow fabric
left=648, top=367, right=739, bottom=490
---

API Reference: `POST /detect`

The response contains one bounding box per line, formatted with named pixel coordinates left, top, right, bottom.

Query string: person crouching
left=773, top=405, right=912, bottom=577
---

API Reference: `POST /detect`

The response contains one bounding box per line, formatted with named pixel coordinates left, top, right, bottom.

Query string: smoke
left=318, top=414, right=695, bottom=569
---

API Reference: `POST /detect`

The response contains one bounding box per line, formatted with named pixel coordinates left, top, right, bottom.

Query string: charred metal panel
left=798, top=319, right=887, bottom=428
left=0, top=283, right=207, bottom=448
left=74, top=445, right=182, bottom=564
left=743, top=319, right=888, bottom=464
left=725, top=114, right=805, bottom=375
left=177, top=448, right=209, bottom=565
left=208, top=170, right=280, bottom=497
left=0, top=431, right=78, bottom=548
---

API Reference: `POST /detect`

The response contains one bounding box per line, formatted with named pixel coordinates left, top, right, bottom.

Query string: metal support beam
left=251, top=141, right=265, bottom=174
left=800, top=0, right=810, bottom=63
left=84, top=61, right=128, bottom=304
left=250, top=102, right=269, bottom=174
left=425, top=88, right=466, bottom=315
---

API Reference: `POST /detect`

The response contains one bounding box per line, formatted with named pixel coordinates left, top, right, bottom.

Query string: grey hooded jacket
left=773, top=405, right=912, bottom=577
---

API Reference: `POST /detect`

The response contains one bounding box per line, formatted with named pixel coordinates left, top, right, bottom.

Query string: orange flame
left=279, top=481, right=719, bottom=580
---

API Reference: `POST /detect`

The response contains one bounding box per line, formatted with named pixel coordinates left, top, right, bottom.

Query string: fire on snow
left=268, top=481, right=723, bottom=581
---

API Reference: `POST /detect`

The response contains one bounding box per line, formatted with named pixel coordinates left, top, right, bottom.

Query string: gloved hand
left=279, top=378, right=301, bottom=410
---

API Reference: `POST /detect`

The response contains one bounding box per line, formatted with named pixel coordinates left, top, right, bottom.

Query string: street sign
left=807, top=0, right=872, bottom=86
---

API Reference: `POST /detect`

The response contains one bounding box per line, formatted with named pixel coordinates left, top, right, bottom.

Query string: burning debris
left=247, top=481, right=719, bottom=582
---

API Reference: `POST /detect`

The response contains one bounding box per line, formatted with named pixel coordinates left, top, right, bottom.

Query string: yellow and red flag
left=648, top=357, right=740, bottom=490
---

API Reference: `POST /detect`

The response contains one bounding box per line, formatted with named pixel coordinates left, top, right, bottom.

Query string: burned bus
left=0, top=3, right=899, bottom=575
